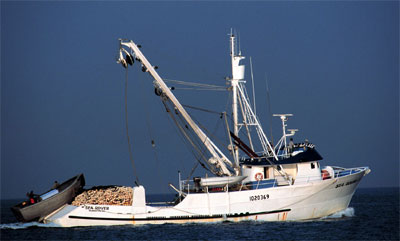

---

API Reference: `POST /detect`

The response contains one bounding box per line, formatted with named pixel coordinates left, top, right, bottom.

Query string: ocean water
left=1, top=187, right=398, bottom=240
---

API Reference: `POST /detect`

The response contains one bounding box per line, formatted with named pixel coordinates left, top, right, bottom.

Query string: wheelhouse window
left=311, top=163, right=315, bottom=169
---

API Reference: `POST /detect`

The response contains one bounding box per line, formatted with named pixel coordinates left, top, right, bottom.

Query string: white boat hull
left=44, top=169, right=368, bottom=227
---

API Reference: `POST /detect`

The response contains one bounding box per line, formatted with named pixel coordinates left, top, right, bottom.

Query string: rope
left=159, top=100, right=190, bottom=175
left=161, top=100, right=214, bottom=175
left=175, top=104, right=234, bottom=176
left=172, top=87, right=226, bottom=91
left=140, top=78, right=165, bottom=192
left=182, top=104, right=224, bottom=116
left=265, top=76, right=274, bottom=145
left=173, top=103, right=215, bottom=174
left=124, top=68, right=140, bottom=185
left=164, top=78, right=226, bottom=90
left=190, top=113, right=230, bottom=159
left=188, top=162, right=199, bottom=179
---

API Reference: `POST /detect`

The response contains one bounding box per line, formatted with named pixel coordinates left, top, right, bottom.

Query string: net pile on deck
left=71, top=186, right=133, bottom=206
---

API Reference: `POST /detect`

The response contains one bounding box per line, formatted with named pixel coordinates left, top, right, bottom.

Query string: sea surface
left=1, top=187, right=399, bottom=240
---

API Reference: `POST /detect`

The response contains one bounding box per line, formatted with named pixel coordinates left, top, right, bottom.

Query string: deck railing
left=178, top=167, right=367, bottom=195
left=332, top=167, right=364, bottom=178
left=179, top=178, right=278, bottom=194
left=245, top=179, right=278, bottom=190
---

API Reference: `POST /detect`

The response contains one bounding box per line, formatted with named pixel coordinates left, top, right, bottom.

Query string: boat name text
left=84, top=205, right=110, bottom=212
left=335, top=178, right=360, bottom=188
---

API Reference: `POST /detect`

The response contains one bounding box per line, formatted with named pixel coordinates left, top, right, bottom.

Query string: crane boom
left=118, top=40, right=233, bottom=176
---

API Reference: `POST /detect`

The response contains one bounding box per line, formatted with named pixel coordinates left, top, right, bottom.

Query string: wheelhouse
left=240, top=143, right=326, bottom=187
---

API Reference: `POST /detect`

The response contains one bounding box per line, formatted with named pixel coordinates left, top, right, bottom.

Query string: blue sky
left=1, top=1, right=398, bottom=199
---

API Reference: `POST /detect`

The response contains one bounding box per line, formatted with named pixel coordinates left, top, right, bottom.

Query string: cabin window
left=317, top=162, right=320, bottom=168
left=311, top=163, right=315, bottom=169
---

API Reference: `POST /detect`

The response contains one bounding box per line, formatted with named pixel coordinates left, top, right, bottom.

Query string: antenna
left=287, top=129, right=299, bottom=136
left=273, top=114, right=293, bottom=154
left=250, top=57, right=256, bottom=115
left=234, top=29, right=238, bottom=56
left=238, top=31, right=241, bottom=55
left=265, top=74, right=274, bottom=144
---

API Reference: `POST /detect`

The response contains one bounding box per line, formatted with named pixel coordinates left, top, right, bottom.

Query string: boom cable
left=164, top=78, right=227, bottom=91
left=141, top=79, right=165, bottom=192
left=161, top=100, right=214, bottom=175
left=124, top=68, right=140, bottom=186
left=265, top=74, right=274, bottom=145
left=174, top=106, right=217, bottom=179
left=182, top=104, right=224, bottom=116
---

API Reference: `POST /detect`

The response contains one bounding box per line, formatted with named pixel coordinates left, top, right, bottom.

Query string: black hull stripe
left=68, top=209, right=291, bottom=221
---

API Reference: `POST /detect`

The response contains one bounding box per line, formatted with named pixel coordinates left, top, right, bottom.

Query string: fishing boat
left=43, top=32, right=370, bottom=227
left=11, top=174, right=85, bottom=222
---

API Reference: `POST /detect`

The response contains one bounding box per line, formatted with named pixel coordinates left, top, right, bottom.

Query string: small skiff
left=11, top=174, right=85, bottom=222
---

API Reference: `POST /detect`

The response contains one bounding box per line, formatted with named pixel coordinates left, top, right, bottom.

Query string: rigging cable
left=224, top=90, right=237, bottom=162
left=188, top=162, right=199, bottom=181
left=171, top=87, right=226, bottom=91
left=190, top=112, right=227, bottom=154
left=180, top=111, right=224, bottom=180
left=172, top=103, right=215, bottom=170
left=164, top=78, right=226, bottom=90
left=159, top=100, right=191, bottom=176
left=161, top=100, right=213, bottom=175
left=181, top=105, right=236, bottom=176
left=265, top=74, right=274, bottom=145
left=178, top=95, right=233, bottom=153
left=182, top=104, right=224, bottom=115
left=124, top=68, right=140, bottom=186
left=141, top=79, right=165, bottom=193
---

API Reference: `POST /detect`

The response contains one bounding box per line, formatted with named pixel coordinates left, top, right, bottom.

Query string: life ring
left=255, top=172, right=263, bottom=181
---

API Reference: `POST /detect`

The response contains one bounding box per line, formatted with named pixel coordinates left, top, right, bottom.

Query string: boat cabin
left=178, top=143, right=330, bottom=195
left=240, top=143, right=326, bottom=187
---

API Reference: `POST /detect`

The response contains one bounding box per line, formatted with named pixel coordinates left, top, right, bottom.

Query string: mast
left=273, top=114, right=297, bottom=156
left=274, top=114, right=291, bottom=155
left=118, top=40, right=233, bottom=176
left=229, top=32, right=278, bottom=161
left=230, top=33, right=245, bottom=172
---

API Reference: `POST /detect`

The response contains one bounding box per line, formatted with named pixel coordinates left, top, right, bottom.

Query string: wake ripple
left=323, top=207, right=355, bottom=219
left=0, top=222, right=60, bottom=229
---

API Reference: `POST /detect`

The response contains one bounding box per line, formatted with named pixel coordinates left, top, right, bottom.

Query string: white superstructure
left=44, top=32, right=370, bottom=227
